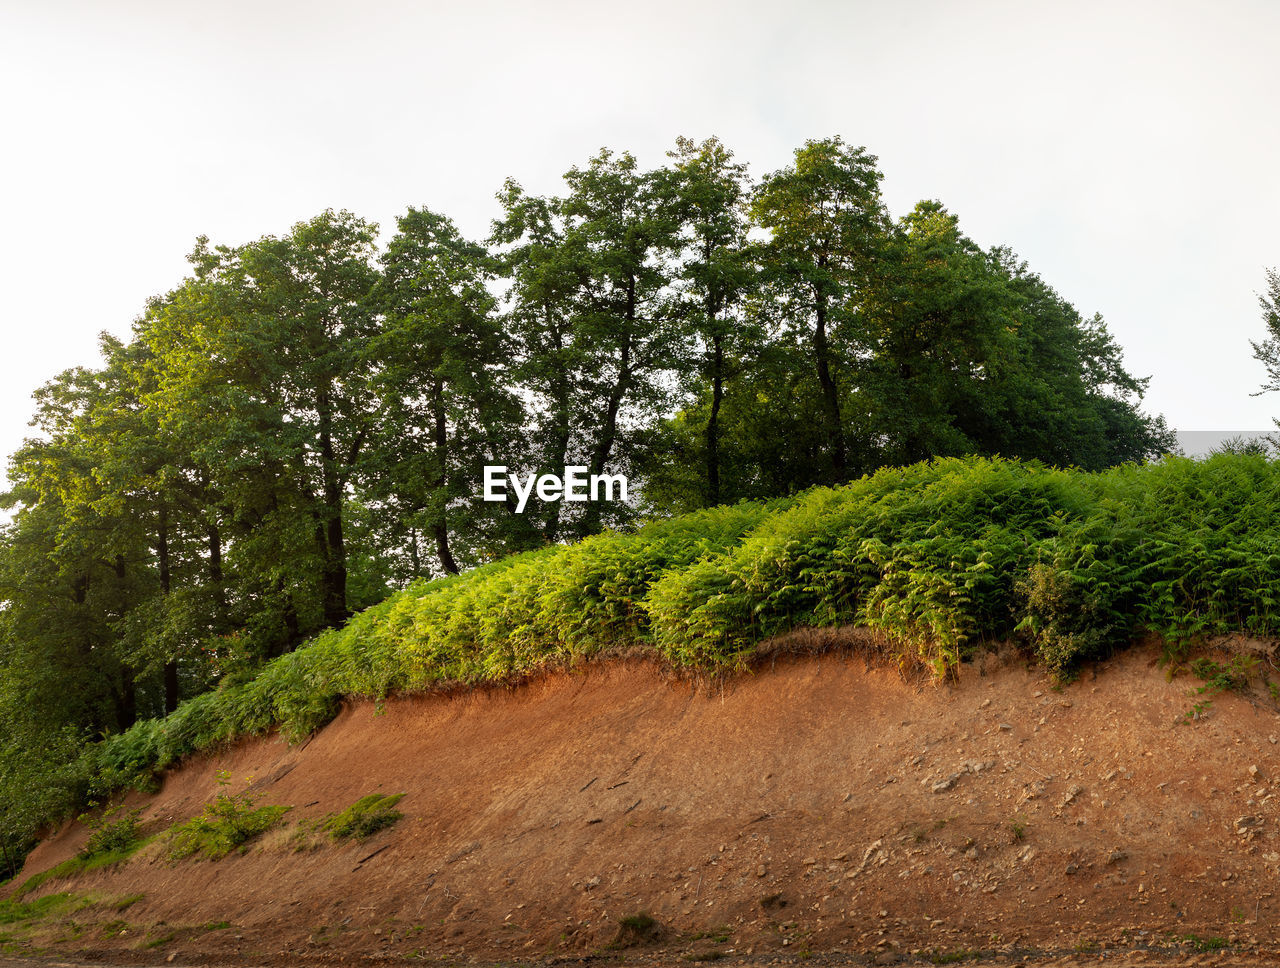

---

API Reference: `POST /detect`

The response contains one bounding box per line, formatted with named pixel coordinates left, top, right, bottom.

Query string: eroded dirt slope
left=11, top=643, right=1280, bottom=965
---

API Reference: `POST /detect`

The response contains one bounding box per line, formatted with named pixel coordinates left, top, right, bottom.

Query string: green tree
left=494, top=149, right=686, bottom=537
left=142, top=210, right=388, bottom=648
left=369, top=207, right=522, bottom=576
left=661, top=136, right=757, bottom=504
left=750, top=137, right=890, bottom=482
left=1251, top=268, right=1280, bottom=442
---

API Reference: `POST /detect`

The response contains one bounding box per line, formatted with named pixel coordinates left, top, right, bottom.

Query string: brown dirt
left=9, top=641, right=1280, bottom=966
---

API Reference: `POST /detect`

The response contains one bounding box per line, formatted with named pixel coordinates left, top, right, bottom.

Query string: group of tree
left=1, top=137, right=1174, bottom=851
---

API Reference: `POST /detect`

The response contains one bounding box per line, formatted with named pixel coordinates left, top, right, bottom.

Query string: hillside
left=5, top=643, right=1280, bottom=966
left=8, top=453, right=1280, bottom=897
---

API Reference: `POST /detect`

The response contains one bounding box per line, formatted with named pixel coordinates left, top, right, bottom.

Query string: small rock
left=584, top=876, right=601, bottom=889
left=980, top=698, right=992, bottom=709
left=756, top=865, right=767, bottom=877
left=1250, top=765, right=1261, bottom=779
left=803, top=856, right=817, bottom=865
left=1060, top=784, right=1085, bottom=807
left=998, top=723, right=1014, bottom=731
left=1065, top=863, right=1078, bottom=875
left=932, top=773, right=960, bottom=793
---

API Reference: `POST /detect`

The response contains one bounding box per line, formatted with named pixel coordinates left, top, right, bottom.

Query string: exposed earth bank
left=8, top=640, right=1280, bottom=966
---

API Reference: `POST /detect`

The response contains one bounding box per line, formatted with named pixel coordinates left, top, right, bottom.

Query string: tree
left=369, top=207, right=521, bottom=576
left=494, top=149, right=686, bottom=537
left=661, top=136, right=757, bottom=504
left=1251, top=268, right=1280, bottom=439
left=142, top=210, right=388, bottom=649
left=750, top=137, right=890, bottom=482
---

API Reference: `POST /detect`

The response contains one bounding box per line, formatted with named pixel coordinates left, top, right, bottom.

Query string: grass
left=1180, top=933, right=1229, bottom=952
left=0, top=893, right=76, bottom=925
left=12, top=811, right=151, bottom=899
left=611, top=911, right=663, bottom=948
left=929, top=950, right=981, bottom=965
left=321, top=793, right=405, bottom=841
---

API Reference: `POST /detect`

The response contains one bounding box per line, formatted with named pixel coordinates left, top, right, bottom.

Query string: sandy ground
left=7, top=640, right=1280, bottom=966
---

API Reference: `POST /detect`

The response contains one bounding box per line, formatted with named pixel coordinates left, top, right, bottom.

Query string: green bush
left=321, top=793, right=405, bottom=841
left=79, top=807, right=143, bottom=859
left=165, top=772, right=290, bottom=861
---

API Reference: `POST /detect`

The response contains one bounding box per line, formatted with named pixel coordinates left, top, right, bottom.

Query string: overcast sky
left=2, top=0, right=1278, bottom=486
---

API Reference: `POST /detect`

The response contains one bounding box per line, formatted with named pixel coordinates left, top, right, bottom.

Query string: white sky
left=2, top=0, right=1278, bottom=487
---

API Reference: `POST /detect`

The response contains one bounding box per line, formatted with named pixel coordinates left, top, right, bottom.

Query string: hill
left=5, top=644, right=1280, bottom=966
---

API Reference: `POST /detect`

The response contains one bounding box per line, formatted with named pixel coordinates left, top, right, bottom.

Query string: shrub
left=79, top=807, right=143, bottom=860
left=165, top=772, right=290, bottom=861
left=321, top=793, right=405, bottom=841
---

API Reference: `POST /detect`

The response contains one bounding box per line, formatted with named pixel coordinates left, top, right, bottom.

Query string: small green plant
left=611, top=911, right=663, bottom=947
left=112, top=893, right=145, bottom=912
left=1181, top=933, right=1228, bottom=952
left=1184, top=697, right=1213, bottom=722
left=1009, top=818, right=1026, bottom=842
left=1191, top=654, right=1259, bottom=693
left=141, top=930, right=175, bottom=949
left=930, top=950, right=980, bottom=965
left=79, top=806, right=143, bottom=859
left=166, top=772, right=290, bottom=861
left=320, top=793, right=405, bottom=841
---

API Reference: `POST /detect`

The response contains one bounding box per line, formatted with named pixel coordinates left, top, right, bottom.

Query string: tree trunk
left=706, top=332, right=724, bottom=506
left=157, top=500, right=179, bottom=715
left=431, top=376, right=459, bottom=575
left=315, top=388, right=349, bottom=626
left=581, top=280, right=635, bottom=535
left=813, top=288, right=846, bottom=480
left=542, top=315, right=572, bottom=543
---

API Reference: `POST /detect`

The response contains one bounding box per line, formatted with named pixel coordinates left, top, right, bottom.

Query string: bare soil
left=8, top=641, right=1280, bottom=966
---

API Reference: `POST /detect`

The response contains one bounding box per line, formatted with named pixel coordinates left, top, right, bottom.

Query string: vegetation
left=164, top=772, right=289, bottom=861
left=0, top=451, right=1276, bottom=876
left=12, top=137, right=1278, bottom=879
left=321, top=793, right=405, bottom=841
left=79, top=807, right=143, bottom=860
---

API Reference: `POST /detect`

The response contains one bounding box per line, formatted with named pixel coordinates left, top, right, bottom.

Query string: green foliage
left=165, top=772, right=290, bottom=861
left=321, top=793, right=405, bottom=841
left=1, top=138, right=1182, bottom=870
left=1190, top=654, right=1259, bottom=693
left=79, top=807, right=142, bottom=859
left=0, top=892, right=75, bottom=925
left=1180, top=933, right=1229, bottom=952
